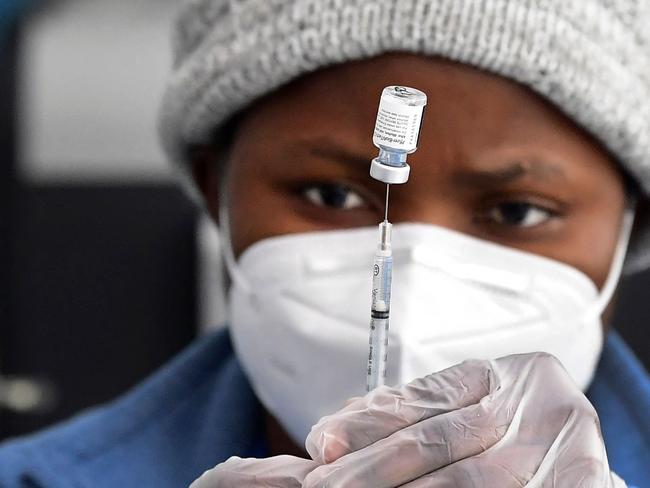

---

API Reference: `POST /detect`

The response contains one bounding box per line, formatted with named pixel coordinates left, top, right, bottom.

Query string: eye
left=302, top=183, right=365, bottom=210
left=486, top=201, right=555, bottom=228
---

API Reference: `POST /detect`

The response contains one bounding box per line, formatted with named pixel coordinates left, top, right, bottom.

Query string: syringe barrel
left=371, top=252, right=392, bottom=315
left=367, top=246, right=392, bottom=391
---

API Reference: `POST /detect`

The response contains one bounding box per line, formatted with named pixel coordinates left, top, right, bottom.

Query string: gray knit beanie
left=159, top=0, right=650, bottom=272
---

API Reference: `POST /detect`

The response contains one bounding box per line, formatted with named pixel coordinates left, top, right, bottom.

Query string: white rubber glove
left=189, top=455, right=316, bottom=488
left=304, top=353, right=627, bottom=487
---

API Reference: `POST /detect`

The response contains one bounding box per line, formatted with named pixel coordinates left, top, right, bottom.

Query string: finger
left=342, top=396, right=362, bottom=408
left=303, top=399, right=508, bottom=488
left=530, top=405, right=612, bottom=487
left=403, top=355, right=607, bottom=488
left=400, top=420, right=607, bottom=488
left=306, top=359, right=495, bottom=464
left=399, top=452, right=532, bottom=488
left=190, top=455, right=317, bottom=488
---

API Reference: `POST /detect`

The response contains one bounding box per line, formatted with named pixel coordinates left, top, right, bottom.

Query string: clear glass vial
left=370, top=86, right=427, bottom=184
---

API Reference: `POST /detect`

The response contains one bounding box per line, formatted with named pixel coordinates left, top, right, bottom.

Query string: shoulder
left=589, top=330, right=650, bottom=487
left=0, top=328, right=263, bottom=488
left=591, top=331, right=650, bottom=435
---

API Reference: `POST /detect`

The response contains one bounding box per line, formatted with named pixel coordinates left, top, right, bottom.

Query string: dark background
left=1, top=12, right=649, bottom=442
left=0, top=24, right=197, bottom=440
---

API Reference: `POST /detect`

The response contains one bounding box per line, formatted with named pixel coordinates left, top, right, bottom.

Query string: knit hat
left=158, top=0, right=650, bottom=272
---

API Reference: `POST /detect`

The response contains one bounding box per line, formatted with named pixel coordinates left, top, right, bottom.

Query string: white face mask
left=220, top=207, right=634, bottom=447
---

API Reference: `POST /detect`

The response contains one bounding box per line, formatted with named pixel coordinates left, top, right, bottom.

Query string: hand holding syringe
left=367, top=86, right=427, bottom=392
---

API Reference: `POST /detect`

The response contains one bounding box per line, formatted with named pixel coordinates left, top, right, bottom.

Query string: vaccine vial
left=370, top=86, right=427, bottom=184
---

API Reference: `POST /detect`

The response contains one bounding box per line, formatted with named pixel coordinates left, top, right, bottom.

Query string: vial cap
left=381, top=86, right=427, bottom=107
left=370, top=159, right=410, bottom=184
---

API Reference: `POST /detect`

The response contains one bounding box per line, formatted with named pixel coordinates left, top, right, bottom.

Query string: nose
left=386, top=193, right=470, bottom=235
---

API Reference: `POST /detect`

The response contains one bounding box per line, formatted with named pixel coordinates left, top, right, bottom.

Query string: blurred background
left=0, top=0, right=648, bottom=442
left=0, top=0, right=227, bottom=441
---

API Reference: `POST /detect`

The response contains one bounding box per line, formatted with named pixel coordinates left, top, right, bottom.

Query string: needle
left=384, top=184, right=390, bottom=222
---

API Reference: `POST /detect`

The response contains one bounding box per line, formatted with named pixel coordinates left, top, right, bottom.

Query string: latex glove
left=190, top=455, right=316, bottom=488
left=304, top=353, right=626, bottom=487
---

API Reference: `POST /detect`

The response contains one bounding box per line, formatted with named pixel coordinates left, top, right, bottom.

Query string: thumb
left=190, top=455, right=317, bottom=488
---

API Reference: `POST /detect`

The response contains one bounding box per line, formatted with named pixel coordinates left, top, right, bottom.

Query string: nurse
left=1, top=1, right=649, bottom=487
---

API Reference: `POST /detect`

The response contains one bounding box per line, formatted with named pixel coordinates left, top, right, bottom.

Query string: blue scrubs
left=0, top=329, right=647, bottom=487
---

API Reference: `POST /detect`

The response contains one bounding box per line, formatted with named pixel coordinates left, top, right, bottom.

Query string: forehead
left=237, top=53, right=592, bottom=157
left=231, top=53, right=613, bottom=188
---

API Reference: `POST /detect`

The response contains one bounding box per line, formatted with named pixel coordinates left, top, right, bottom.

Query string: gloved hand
left=190, top=353, right=627, bottom=487
left=303, top=353, right=627, bottom=487
left=190, top=455, right=316, bottom=488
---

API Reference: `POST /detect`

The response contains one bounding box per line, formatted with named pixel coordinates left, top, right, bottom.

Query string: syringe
left=366, top=86, right=427, bottom=392
left=367, top=217, right=393, bottom=391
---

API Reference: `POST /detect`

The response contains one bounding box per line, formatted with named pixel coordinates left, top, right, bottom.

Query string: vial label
left=373, top=98, right=424, bottom=153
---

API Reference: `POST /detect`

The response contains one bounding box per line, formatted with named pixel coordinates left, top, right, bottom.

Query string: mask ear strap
left=588, top=200, right=636, bottom=320
left=218, top=194, right=253, bottom=296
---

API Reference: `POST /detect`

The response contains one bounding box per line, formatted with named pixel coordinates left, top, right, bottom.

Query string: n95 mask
left=221, top=210, right=634, bottom=447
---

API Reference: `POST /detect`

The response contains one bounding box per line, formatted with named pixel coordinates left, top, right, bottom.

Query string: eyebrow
left=286, top=138, right=566, bottom=187
left=451, top=159, right=567, bottom=188
left=287, top=138, right=371, bottom=168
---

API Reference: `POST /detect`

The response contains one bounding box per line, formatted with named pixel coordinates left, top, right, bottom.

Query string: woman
left=1, top=1, right=649, bottom=487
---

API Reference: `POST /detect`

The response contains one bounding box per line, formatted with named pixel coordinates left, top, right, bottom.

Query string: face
left=196, top=53, right=627, bottom=298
